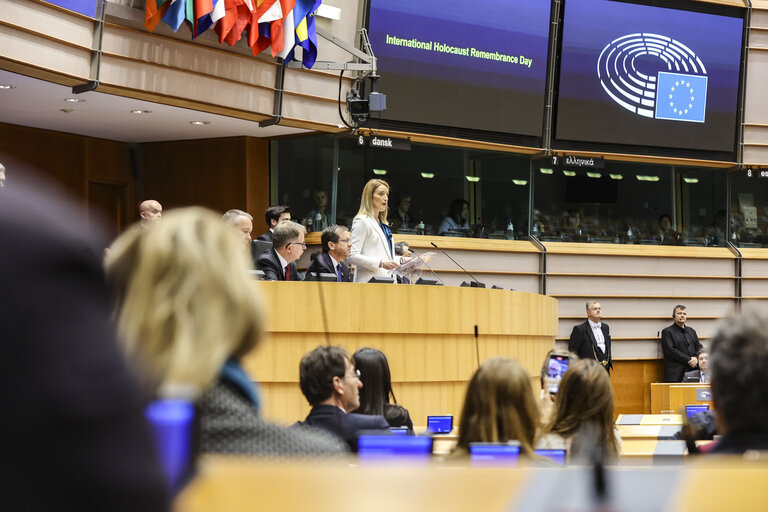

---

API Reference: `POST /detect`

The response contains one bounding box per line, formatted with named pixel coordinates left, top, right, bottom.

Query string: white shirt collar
left=275, top=250, right=289, bottom=271
left=329, top=253, right=341, bottom=270
left=588, top=319, right=602, bottom=329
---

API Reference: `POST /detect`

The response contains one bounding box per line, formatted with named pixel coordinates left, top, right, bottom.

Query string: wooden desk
left=245, top=282, right=558, bottom=425
left=616, top=424, right=682, bottom=440
left=616, top=414, right=683, bottom=426
left=651, top=383, right=712, bottom=414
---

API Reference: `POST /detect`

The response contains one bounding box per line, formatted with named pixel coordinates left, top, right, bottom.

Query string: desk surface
left=616, top=414, right=683, bottom=426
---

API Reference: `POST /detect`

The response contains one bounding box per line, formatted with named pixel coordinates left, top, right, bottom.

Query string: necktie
left=337, top=265, right=342, bottom=282
left=284, top=265, right=290, bottom=281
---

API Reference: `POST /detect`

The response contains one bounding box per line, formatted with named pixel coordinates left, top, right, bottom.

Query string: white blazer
left=348, top=214, right=396, bottom=283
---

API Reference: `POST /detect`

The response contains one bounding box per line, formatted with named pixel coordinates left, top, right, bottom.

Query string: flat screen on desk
left=685, top=404, right=709, bottom=418
left=357, top=435, right=433, bottom=458
left=469, top=443, right=521, bottom=464
left=554, top=0, right=744, bottom=153
left=427, top=415, right=453, bottom=434
left=366, top=0, right=551, bottom=136
left=534, top=448, right=567, bottom=465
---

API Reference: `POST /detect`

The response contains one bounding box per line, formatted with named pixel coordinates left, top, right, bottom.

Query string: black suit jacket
left=256, top=230, right=273, bottom=242
left=256, top=248, right=298, bottom=281
left=299, top=404, right=389, bottom=452
left=661, top=323, right=703, bottom=382
left=568, top=320, right=612, bottom=371
left=303, top=252, right=351, bottom=282
left=0, top=181, right=168, bottom=510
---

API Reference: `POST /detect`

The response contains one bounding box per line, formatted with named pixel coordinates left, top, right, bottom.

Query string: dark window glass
left=730, top=170, right=768, bottom=248
left=676, top=167, right=727, bottom=247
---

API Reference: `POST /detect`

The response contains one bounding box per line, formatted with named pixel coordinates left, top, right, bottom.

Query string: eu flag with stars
left=654, top=72, right=708, bottom=123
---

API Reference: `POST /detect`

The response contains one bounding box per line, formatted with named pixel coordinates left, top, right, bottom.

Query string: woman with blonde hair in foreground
left=537, top=358, right=621, bottom=462
left=105, top=207, right=346, bottom=456
left=454, top=358, right=540, bottom=456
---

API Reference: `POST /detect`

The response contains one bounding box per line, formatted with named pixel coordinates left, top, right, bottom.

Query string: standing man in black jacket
left=568, top=301, right=612, bottom=373
left=661, top=305, right=703, bottom=382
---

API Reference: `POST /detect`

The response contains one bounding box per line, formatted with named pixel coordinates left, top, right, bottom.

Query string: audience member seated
left=536, top=359, right=621, bottom=463
left=256, top=221, right=306, bottom=281
left=256, top=205, right=291, bottom=242
left=106, top=208, right=347, bottom=457
left=394, top=241, right=413, bottom=258
left=683, top=351, right=709, bottom=383
left=351, top=348, right=413, bottom=429
left=304, top=190, right=329, bottom=232
left=304, top=224, right=351, bottom=282
left=537, top=349, right=576, bottom=427
left=655, top=214, right=680, bottom=245
left=139, top=199, right=163, bottom=227
left=390, top=193, right=413, bottom=231
left=3, top=178, right=168, bottom=510
left=707, top=310, right=768, bottom=454
left=297, top=346, right=390, bottom=451
left=438, top=198, right=470, bottom=235
left=453, top=358, right=539, bottom=457
left=221, top=209, right=253, bottom=250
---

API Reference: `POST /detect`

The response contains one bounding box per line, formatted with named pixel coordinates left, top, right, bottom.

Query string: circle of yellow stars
left=668, top=80, right=695, bottom=116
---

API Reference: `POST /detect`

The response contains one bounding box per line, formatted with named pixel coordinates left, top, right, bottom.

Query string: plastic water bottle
left=626, top=226, right=633, bottom=244
left=417, top=221, right=425, bottom=236
left=313, top=213, right=322, bottom=232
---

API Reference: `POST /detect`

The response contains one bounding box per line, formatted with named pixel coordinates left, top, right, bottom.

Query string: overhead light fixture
left=421, top=172, right=434, bottom=179
left=466, top=176, right=480, bottom=182
left=0, top=85, right=16, bottom=90
left=683, top=177, right=699, bottom=184
left=636, top=175, right=660, bottom=182
left=59, top=108, right=74, bottom=113
left=190, top=120, right=210, bottom=126
left=539, top=168, right=554, bottom=174
left=512, top=179, right=528, bottom=186
left=64, top=98, right=84, bottom=103
left=563, top=170, right=576, bottom=177
left=373, top=168, right=387, bottom=175
left=131, top=109, right=152, bottom=114
left=587, top=172, right=601, bottom=178
left=609, top=174, right=623, bottom=180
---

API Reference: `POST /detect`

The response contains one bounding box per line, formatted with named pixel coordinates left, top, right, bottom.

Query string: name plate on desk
left=696, top=388, right=712, bottom=401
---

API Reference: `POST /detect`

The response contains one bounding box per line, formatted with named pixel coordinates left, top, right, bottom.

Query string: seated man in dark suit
left=304, top=224, right=351, bottom=282
left=708, top=310, right=768, bottom=454
left=683, top=351, right=709, bottom=383
left=256, top=221, right=305, bottom=281
left=256, top=205, right=291, bottom=242
left=297, top=345, right=389, bottom=451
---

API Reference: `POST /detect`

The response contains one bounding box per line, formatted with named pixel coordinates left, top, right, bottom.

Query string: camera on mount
left=346, top=88, right=370, bottom=123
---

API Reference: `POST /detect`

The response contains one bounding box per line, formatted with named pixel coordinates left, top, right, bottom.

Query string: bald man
left=138, top=200, right=162, bottom=227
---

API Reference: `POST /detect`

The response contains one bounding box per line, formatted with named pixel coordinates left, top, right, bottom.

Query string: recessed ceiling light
left=609, top=174, right=623, bottom=180
left=190, top=120, right=210, bottom=126
left=131, top=109, right=152, bottom=114
left=636, top=175, right=660, bottom=182
left=421, top=172, right=434, bottom=179
left=587, top=172, right=601, bottom=178
left=683, top=177, right=699, bottom=184
left=59, top=108, right=74, bottom=113
left=465, top=176, right=480, bottom=182
left=64, top=98, right=84, bottom=103
left=0, top=85, right=17, bottom=90
left=372, top=169, right=387, bottom=175
left=512, top=179, right=528, bottom=186
left=539, top=168, right=554, bottom=174
left=563, top=170, right=576, bottom=177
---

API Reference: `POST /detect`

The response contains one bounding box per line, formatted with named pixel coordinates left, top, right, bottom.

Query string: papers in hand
left=396, top=252, right=436, bottom=273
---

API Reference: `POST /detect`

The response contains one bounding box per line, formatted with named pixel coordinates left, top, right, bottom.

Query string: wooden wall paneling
left=140, top=137, right=248, bottom=212
left=611, top=360, right=661, bottom=415
left=245, top=137, right=270, bottom=223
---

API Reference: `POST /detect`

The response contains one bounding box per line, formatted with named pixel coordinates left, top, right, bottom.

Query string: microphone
left=410, top=249, right=446, bottom=286
left=430, top=242, right=485, bottom=287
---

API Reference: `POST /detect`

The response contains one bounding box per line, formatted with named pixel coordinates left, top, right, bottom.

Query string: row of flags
left=144, top=0, right=322, bottom=69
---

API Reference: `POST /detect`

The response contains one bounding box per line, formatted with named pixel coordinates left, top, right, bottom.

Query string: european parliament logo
left=597, top=33, right=708, bottom=123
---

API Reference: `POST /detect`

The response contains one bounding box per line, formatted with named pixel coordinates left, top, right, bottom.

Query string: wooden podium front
left=650, top=383, right=712, bottom=414
left=242, top=282, right=558, bottom=425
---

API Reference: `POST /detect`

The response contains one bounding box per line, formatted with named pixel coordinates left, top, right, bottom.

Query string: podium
left=650, top=383, right=712, bottom=414
left=243, top=282, right=558, bottom=425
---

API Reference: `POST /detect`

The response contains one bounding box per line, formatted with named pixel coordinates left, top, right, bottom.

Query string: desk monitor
left=534, top=448, right=567, bottom=465
left=251, top=240, right=273, bottom=258
left=357, top=435, right=433, bottom=459
left=427, top=415, right=453, bottom=434
left=685, top=404, right=709, bottom=418
left=305, top=272, right=337, bottom=282
left=390, top=427, right=410, bottom=435
left=469, top=442, right=521, bottom=465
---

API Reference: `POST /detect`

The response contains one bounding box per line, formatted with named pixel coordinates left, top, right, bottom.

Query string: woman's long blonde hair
left=356, top=178, right=389, bottom=224
left=105, top=207, right=265, bottom=399
left=542, top=358, right=620, bottom=460
left=455, top=358, right=539, bottom=456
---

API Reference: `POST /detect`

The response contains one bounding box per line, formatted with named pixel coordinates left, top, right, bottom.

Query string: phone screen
left=547, top=355, right=570, bottom=394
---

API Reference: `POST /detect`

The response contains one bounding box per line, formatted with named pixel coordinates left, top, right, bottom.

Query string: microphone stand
left=430, top=242, right=483, bottom=286
left=410, top=249, right=445, bottom=286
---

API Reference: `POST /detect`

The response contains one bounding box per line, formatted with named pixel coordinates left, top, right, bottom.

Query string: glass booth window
left=335, top=138, right=530, bottom=238
left=272, top=135, right=336, bottom=233
left=676, top=167, right=727, bottom=247
left=730, top=169, right=768, bottom=248
left=532, top=161, right=674, bottom=244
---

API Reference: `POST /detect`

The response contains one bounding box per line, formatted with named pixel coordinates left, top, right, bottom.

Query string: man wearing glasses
left=304, top=225, right=352, bottom=282
left=256, top=221, right=306, bottom=280
left=297, top=346, right=389, bottom=451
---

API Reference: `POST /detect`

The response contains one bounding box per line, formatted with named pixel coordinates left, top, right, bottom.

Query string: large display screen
left=367, top=0, right=552, bottom=137
left=555, top=0, right=744, bottom=153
